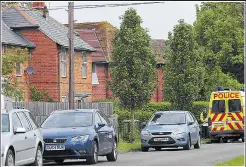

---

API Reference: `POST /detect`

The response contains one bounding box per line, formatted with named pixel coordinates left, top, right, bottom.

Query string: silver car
left=1, top=109, right=44, bottom=166
left=140, top=111, right=201, bottom=152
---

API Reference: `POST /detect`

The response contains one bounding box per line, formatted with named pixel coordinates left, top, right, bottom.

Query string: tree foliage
left=109, top=8, right=156, bottom=142
left=164, top=20, right=205, bottom=110
left=30, top=87, right=54, bottom=102
left=2, top=47, right=30, bottom=100
left=194, top=2, right=244, bottom=83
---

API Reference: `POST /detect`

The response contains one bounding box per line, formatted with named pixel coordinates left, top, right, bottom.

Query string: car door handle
left=25, top=136, right=27, bottom=139
left=34, top=133, right=36, bottom=137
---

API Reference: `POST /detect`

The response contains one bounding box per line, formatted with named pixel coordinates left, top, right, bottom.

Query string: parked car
left=1, top=94, right=44, bottom=166
left=140, top=111, right=201, bottom=152
left=41, top=109, right=118, bottom=164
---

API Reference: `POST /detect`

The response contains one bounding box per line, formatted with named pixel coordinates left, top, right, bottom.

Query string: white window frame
left=61, top=47, right=66, bottom=77
left=61, top=96, right=66, bottom=102
left=82, top=52, right=87, bottom=78
left=16, top=63, right=22, bottom=76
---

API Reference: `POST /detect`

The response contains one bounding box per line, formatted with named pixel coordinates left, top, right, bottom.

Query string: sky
left=47, top=1, right=202, bottom=39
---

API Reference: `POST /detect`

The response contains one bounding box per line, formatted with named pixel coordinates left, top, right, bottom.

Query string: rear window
left=212, top=100, right=225, bottom=113
left=228, top=99, right=241, bottom=113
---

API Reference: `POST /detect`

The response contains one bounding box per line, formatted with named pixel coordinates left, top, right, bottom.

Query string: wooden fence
left=12, top=102, right=114, bottom=125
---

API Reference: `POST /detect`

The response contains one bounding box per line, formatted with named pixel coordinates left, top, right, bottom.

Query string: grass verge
left=215, top=156, right=245, bottom=166
left=118, top=141, right=141, bottom=152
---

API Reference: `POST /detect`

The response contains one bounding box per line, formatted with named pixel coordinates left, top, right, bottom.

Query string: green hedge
left=114, top=101, right=209, bottom=124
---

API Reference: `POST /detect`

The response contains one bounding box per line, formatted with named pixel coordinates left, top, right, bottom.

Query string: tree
left=164, top=20, right=205, bottom=110
left=193, top=2, right=244, bottom=83
left=109, top=8, right=157, bottom=143
left=2, top=47, right=30, bottom=100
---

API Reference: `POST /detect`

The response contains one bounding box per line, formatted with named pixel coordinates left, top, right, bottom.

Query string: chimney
left=43, top=6, right=49, bottom=18
left=32, top=2, right=45, bottom=10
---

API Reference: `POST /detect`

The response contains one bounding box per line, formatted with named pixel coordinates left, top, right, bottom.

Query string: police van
left=208, top=87, right=245, bottom=143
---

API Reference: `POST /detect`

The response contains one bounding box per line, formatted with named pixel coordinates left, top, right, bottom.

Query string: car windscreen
left=2, top=114, right=10, bottom=132
left=41, top=112, right=93, bottom=128
left=149, top=112, right=186, bottom=125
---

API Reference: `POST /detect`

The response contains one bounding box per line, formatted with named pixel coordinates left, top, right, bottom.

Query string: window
left=187, top=113, right=194, bottom=123
left=212, top=100, right=225, bottom=113
left=99, top=112, right=110, bottom=124
left=2, top=114, right=10, bottom=132
left=24, top=112, right=38, bottom=129
left=92, top=63, right=99, bottom=85
left=41, top=112, right=93, bottom=128
left=82, top=52, right=87, bottom=78
left=189, top=112, right=198, bottom=123
left=17, top=112, right=32, bottom=131
left=92, top=63, right=96, bottom=73
left=149, top=112, right=186, bottom=125
left=62, top=96, right=66, bottom=102
left=95, top=113, right=102, bottom=128
left=16, top=63, right=22, bottom=76
left=12, top=113, right=23, bottom=129
left=229, top=99, right=241, bottom=113
left=61, top=47, right=66, bottom=77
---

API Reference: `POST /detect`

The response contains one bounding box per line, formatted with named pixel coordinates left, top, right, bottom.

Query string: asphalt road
left=44, top=141, right=244, bottom=166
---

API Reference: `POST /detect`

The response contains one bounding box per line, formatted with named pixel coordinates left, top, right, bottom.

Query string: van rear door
left=227, top=93, right=244, bottom=131
left=210, top=99, right=227, bottom=132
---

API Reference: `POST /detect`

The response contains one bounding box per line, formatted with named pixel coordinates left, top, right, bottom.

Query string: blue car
left=41, top=109, right=118, bottom=164
left=141, top=111, right=201, bottom=152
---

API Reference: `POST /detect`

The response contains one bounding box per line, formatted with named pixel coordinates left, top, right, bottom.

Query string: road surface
left=44, top=141, right=244, bottom=166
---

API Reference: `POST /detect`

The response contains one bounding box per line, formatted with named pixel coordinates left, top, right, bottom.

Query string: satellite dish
left=25, top=67, right=35, bottom=75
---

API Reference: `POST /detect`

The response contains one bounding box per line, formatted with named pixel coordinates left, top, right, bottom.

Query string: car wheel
left=86, top=141, right=98, bottom=164
left=31, top=146, right=43, bottom=166
left=242, top=138, right=244, bottom=142
left=141, top=146, right=149, bottom=152
left=5, top=149, right=15, bottom=166
left=107, top=139, right=118, bottom=161
left=194, top=135, right=201, bottom=149
left=54, top=159, right=64, bottom=164
left=183, top=134, right=191, bottom=150
left=155, top=147, right=162, bottom=151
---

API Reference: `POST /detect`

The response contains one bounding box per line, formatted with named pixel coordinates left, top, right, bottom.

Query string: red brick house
left=2, top=5, right=96, bottom=102
left=72, top=22, right=165, bottom=102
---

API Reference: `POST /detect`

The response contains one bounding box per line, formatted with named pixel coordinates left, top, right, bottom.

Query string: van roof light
left=218, top=86, right=223, bottom=91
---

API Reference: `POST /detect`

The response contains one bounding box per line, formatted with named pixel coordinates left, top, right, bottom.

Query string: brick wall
left=20, top=29, right=59, bottom=101
left=92, top=63, right=107, bottom=101
left=150, top=67, right=163, bottom=102
left=59, top=51, right=93, bottom=102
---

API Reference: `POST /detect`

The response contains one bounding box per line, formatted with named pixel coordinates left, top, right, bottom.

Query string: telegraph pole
left=68, top=2, right=75, bottom=109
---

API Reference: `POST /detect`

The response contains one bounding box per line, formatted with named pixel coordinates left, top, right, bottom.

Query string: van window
left=212, top=100, right=225, bottom=113
left=228, top=99, right=241, bottom=113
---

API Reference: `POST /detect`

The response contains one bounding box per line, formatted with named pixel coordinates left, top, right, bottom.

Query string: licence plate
left=154, top=138, right=169, bottom=141
left=212, top=123, right=225, bottom=128
left=45, top=145, right=65, bottom=151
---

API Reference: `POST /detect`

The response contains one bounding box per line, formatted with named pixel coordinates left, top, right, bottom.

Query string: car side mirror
left=14, top=127, right=26, bottom=134
left=141, top=122, right=147, bottom=129
left=188, top=122, right=194, bottom=126
left=98, top=123, right=106, bottom=128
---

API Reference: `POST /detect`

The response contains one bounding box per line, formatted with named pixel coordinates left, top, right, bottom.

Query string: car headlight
left=141, top=130, right=150, bottom=136
left=173, top=130, right=185, bottom=135
left=71, top=135, right=89, bottom=142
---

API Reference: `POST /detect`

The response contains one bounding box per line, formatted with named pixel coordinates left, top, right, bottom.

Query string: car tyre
left=86, top=141, right=98, bottom=164
left=194, top=135, right=201, bottom=149
left=183, top=134, right=191, bottom=150
left=31, top=146, right=43, bottom=166
left=155, top=147, right=162, bottom=151
left=106, top=139, right=118, bottom=161
left=54, top=159, right=64, bottom=164
left=242, top=138, right=244, bottom=142
left=141, top=146, right=149, bottom=152
left=5, top=149, right=15, bottom=166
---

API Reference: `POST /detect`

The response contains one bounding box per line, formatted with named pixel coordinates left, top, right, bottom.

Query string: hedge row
left=113, top=101, right=209, bottom=124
